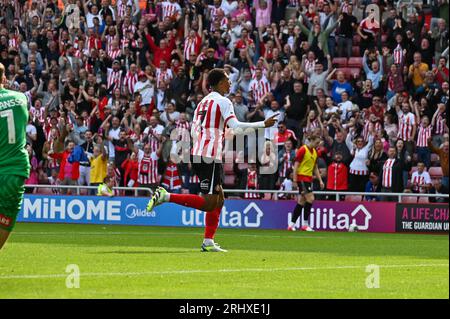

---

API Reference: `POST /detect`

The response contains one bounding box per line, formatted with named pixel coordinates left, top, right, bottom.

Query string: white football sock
left=203, top=238, right=215, bottom=246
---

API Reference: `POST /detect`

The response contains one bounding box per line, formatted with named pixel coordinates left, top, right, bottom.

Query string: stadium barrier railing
left=24, top=184, right=153, bottom=196
left=24, top=185, right=448, bottom=203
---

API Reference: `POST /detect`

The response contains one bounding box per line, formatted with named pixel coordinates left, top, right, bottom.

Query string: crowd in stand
left=0, top=0, right=448, bottom=201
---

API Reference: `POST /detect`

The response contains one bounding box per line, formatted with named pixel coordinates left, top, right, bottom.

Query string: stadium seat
left=353, top=34, right=361, bottom=45
left=401, top=196, right=419, bottom=203
left=429, top=167, right=443, bottom=178
left=352, top=46, right=360, bottom=57
left=347, top=57, right=363, bottom=68
left=223, top=163, right=234, bottom=174
left=224, top=175, right=236, bottom=187
left=35, top=187, right=53, bottom=195
left=410, top=166, right=419, bottom=175
left=345, top=195, right=362, bottom=202
left=431, top=154, right=440, bottom=165
left=237, top=163, right=248, bottom=171
left=381, top=34, right=388, bottom=44
left=335, top=68, right=351, bottom=80
left=263, top=193, right=272, bottom=200
left=332, top=57, right=347, bottom=68
left=349, top=68, right=361, bottom=79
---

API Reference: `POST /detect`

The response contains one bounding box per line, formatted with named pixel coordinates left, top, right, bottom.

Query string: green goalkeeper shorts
left=0, top=175, right=26, bottom=232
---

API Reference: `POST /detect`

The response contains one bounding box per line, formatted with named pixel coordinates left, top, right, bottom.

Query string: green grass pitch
left=0, top=222, right=448, bottom=299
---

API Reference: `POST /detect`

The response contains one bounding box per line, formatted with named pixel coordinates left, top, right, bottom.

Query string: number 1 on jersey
left=0, top=109, right=16, bottom=144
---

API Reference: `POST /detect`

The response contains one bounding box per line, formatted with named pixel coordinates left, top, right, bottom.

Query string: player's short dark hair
left=207, top=68, right=227, bottom=87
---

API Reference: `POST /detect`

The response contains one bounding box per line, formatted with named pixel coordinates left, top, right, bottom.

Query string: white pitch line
left=12, top=231, right=449, bottom=241
left=0, top=264, right=448, bottom=280
left=12, top=231, right=325, bottom=239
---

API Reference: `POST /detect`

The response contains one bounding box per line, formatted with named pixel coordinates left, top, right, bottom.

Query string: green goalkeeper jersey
left=0, top=88, right=30, bottom=178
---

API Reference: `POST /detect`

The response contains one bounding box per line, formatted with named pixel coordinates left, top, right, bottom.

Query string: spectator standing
left=410, top=162, right=432, bottom=194
left=48, top=140, right=80, bottom=195
left=428, top=137, right=449, bottom=190
left=380, top=146, right=405, bottom=201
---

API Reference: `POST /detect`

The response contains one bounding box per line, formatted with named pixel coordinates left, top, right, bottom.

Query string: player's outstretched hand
left=264, top=113, right=279, bottom=128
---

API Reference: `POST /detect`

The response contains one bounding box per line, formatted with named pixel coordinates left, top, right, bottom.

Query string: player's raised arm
left=208, top=69, right=279, bottom=129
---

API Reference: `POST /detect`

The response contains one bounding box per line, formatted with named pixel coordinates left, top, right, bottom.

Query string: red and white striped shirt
left=191, top=92, right=237, bottom=161
left=105, top=34, right=116, bottom=53
left=280, top=151, right=293, bottom=178
left=393, top=44, right=404, bottom=65
left=47, top=140, right=60, bottom=169
left=160, top=1, right=181, bottom=20
left=411, top=171, right=432, bottom=193
left=107, top=48, right=122, bottom=60
left=161, top=162, right=181, bottom=190
left=30, top=106, right=45, bottom=124
left=117, top=0, right=132, bottom=18
left=183, top=35, right=202, bottom=61
left=249, top=76, right=270, bottom=103
left=397, top=111, right=416, bottom=141
left=363, top=121, right=382, bottom=142
left=107, top=68, right=123, bottom=91
left=303, top=59, right=315, bottom=83
left=176, top=120, right=191, bottom=142
left=303, top=119, right=320, bottom=133
left=123, top=71, right=138, bottom=94
left=155, top=68, right=173, bottom=88
left=208, top=6, right=221, bottom=21
left=8, top=36, right=19, bottom=51
left=211, top=17, right=228, bottom=32
left=416, top=124, right=432, bottom=147
left=382, top=158, right=395, bottom=188
left=245, top=169, right=259, bottom=199
left=190, top=174, right=200, bottom=184
left=435, top=113, right=446, bottom=135
left=138, top=152, right=159, bottom=185
left=122, top=23, right=137, bottom=36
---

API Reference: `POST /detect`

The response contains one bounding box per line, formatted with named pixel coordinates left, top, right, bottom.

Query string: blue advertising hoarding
left=15, top=194, right=427, bottom=233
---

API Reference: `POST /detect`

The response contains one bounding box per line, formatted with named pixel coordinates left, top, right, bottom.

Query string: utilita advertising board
left=16, top=195, right=408, bottom=233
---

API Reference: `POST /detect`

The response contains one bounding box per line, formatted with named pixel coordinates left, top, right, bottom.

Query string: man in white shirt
left=264, top=100, right=284, bottom=140
left=133, top=71, right=155, bottom=106
left=410, top=162, right=432, bottom=193
left=338, top=91, right=353, bottom=121
left=107, top=116, right=121, bottom=161
left=83, top=2, right=103, bottom=28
